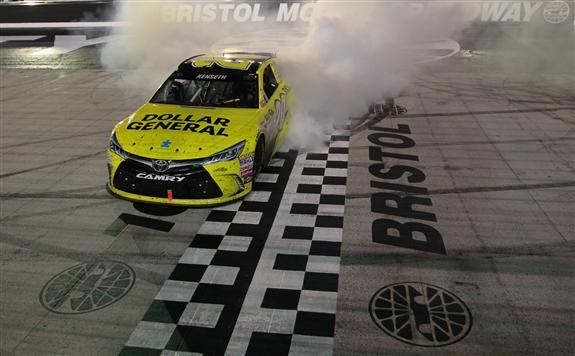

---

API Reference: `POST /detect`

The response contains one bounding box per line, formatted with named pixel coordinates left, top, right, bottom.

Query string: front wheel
left=253, top=139, right=264, bottom=179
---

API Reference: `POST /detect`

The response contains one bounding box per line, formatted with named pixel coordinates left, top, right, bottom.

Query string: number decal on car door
left=273, top=92, right=287, bottom=136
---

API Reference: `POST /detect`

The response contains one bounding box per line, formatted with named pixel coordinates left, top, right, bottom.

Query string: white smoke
left=100, top=1, right=474, bottom=149
left=280, top=2, right=472, bottom=147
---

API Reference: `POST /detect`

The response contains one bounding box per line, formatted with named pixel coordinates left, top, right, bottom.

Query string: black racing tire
left=133, top=203, right=187, bottom=216
left=253, top=139, right=265, bottom=179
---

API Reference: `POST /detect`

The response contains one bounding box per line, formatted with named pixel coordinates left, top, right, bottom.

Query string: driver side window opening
left=262, top=65, right=278, bottom=100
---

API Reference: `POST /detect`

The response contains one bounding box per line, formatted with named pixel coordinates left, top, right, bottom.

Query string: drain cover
left=369, top=282, right=472, bottom=347
left=40, top=261, right=135, bottom=314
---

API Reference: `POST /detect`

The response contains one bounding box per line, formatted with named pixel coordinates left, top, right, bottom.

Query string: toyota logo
left=152, top=160, right=170, bottom=173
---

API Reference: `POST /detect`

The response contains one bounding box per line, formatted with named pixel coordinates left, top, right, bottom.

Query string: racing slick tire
left=253, top=139, right=265, bottom=179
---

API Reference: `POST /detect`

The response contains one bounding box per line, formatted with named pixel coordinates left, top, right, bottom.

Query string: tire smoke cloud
left=100, top=1, right=473, bottom=149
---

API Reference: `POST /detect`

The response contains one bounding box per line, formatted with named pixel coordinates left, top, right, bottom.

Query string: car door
left=260, top=63, right=287, bottom=155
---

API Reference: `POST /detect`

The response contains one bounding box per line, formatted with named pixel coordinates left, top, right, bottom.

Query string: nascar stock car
left=107, top=53, right=292, bottom=206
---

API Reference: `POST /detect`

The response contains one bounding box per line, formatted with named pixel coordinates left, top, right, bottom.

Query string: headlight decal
left=109, top=132, right=128, bottom=159
left=202, top=140, right=246, bottom=165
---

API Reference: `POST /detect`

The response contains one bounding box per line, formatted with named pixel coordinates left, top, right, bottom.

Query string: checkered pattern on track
left=121, top=128, right=349, bottom=356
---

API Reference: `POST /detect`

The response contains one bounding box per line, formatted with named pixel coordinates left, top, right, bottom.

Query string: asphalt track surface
left=1, top=43, right=574, bottom=355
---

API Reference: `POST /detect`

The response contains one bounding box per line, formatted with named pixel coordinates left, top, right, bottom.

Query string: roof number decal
left=191, top=57, right=254, bottom=71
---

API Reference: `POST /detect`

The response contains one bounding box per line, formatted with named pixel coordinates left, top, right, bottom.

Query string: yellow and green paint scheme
left=107, top=53, right=292, bottom=206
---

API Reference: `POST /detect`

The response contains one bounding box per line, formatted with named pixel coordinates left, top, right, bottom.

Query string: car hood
left=114, top=103, right=259, bottom=160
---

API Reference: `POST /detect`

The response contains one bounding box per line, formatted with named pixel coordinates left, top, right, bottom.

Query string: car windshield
left=151, top=73, right=259, bottom=109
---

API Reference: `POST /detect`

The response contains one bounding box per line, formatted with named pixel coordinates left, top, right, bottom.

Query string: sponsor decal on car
left=240, top=156, right=254, bottom=181
left=126, top=114, right=230, bottom=136
left=136, top=173, right=185, bottom=182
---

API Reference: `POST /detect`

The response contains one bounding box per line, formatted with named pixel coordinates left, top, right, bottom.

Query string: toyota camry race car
left=107, top=53, right=291, bottom=206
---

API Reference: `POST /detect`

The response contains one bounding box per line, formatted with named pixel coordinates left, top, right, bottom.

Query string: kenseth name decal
left=196, top=74, right=227, bottom=80
left=127, top=114, right=230, bottom=136
left=369, top=124, right=446, bottom=255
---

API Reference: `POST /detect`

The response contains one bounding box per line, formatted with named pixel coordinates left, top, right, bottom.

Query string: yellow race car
left=107, top=53, right=291, bottom=206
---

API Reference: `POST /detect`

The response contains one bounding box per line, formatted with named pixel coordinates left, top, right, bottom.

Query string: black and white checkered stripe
left=121, top=128, right=349, bottom=356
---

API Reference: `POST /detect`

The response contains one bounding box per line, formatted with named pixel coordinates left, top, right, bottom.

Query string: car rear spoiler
left=221, top=51, right=276, bottom=59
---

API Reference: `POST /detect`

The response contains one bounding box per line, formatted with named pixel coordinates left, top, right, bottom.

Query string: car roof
left=178, top=53, right=274, bottom=75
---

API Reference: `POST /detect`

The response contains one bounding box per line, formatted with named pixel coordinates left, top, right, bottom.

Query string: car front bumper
left=107, top=151, right=252, bottom=207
